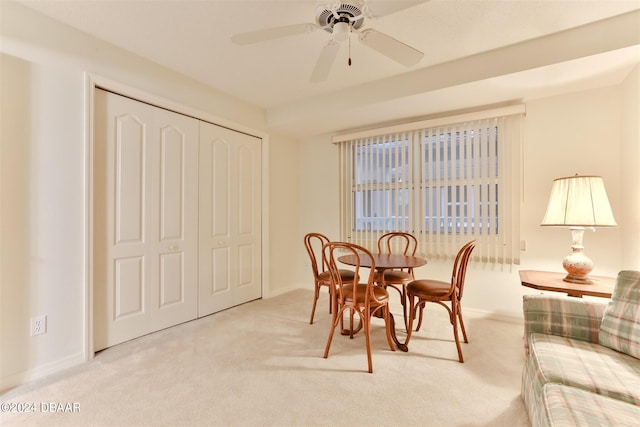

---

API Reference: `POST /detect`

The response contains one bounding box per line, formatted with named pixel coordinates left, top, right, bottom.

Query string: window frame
left=335, top=106, right=524, bottom=265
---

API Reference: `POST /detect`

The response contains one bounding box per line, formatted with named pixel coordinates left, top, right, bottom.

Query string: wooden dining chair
left=323, top=241, right=395, bottom=373
left=404, top=240, right=476, bottom=363
left=304, top=233, right=358, bottom=324
left=375, top=232, right=418, bottom=328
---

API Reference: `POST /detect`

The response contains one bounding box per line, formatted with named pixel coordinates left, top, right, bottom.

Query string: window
left=336, top=107, right=523, bottom=265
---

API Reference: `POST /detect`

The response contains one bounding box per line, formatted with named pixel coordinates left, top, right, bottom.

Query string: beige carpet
left=1, top=289, right=530, bottom=426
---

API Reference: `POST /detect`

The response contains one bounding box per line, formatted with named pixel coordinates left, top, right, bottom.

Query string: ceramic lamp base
left=562, top=227, right=594, bottom=284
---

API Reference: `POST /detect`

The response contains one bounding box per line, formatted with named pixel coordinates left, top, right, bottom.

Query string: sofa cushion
left=528, top=333, right=640, bottom=405
left=523, top=295, right=606, bottom=354
left=599, top=270, right=640, bottom=359
left=535, top=383, right=640, bottom=427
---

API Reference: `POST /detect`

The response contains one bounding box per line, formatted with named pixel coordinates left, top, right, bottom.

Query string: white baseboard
left=464, top=307, right=524, bottom=324
left=1, top=351, right=86, bottom=392
left=266, top=284, right=303, bottom=298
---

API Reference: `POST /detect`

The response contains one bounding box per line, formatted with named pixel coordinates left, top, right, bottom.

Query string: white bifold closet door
left=93, top=89, right=199, bottom=351
left=198, top=122, right=262, bottom=316
left=93, top=89, right=262, bottom=351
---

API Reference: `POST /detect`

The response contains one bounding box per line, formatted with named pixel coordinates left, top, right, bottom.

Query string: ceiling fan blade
left=231, top=23, right=319, bottom=45
left=365, top=0, right=428, bottom=19
left=310, top=41, right=341, bottom=83
left=358, top=28, right=423, bottom=67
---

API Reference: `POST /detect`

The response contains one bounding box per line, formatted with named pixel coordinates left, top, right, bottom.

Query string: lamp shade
left=541, top=175, right=617, bottom=227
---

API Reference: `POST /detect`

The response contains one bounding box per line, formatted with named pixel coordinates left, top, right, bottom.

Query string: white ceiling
left=16, top=0, right=640, bottom=138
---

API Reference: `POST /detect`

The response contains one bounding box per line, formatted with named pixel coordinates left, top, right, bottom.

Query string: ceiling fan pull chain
left=348, top=33, right=352, bottom=66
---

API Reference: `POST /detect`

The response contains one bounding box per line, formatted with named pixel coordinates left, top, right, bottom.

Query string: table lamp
left=540, top=175, right=617, bottom=284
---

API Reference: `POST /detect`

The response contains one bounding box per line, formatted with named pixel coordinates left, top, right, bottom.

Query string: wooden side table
left=519, top=270, right=615, bottom=298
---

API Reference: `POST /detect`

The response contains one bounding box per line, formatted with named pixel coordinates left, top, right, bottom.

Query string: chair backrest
left=304, top=233, right=331, bottom=280
left=377, top=232, right=418, bottom=272
left=450, top=240, right=476, bottom=300
left=323, top=241, right=376, bottom=307
left=377, top=232, right=418, bottom=256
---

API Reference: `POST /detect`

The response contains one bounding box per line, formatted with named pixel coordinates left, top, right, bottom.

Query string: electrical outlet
left=31, top=315, right=47, bottom=336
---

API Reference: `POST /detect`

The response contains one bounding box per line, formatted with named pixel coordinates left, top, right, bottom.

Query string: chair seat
left=342, top=284, right=389, bottom=305
left=374, top=270, right=413, bottom=283
left=407, top=279, right=451, bottom=297
left=318, top=269, right=357, bottom=284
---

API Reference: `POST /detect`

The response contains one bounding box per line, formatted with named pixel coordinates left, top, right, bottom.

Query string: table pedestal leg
left=388, top=312, right=408, bottom=352
left=371, top=309, right=407, bottom=352
left=375, top=273, right=408, bottom=352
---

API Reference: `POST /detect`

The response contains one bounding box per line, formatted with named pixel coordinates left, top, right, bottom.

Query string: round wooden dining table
left=337, top=253, right=427, bottom=352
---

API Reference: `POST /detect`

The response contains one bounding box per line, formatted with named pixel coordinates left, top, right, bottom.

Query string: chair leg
left=404, top=296, right=417, bottom=347
left=349, top=308, right=356, bottom=339
left=415, top=304, right=425, bottom=331
left=324, top=306, right=344, bottom=359
left=340, top=309, right=363, bottom=336
left=309, top=282, right=320, bottom=324
left=363, top=310, right=373, bottom=373
left=457, top=304, right=469, bottom=343
left=451, top=305, right=464, bottom=363
left=401, top=285, right=409, bottom=331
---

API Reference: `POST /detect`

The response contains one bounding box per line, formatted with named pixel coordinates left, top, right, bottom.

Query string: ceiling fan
left=231, top=0, right=425, bottom=83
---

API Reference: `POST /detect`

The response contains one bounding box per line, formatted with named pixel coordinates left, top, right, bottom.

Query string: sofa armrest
left=523, top=294, right=607, bottom=352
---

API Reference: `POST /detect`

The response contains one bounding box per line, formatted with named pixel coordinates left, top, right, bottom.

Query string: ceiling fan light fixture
left=231, top=0, right=424, bottom=82
left=333, top=21, right=350, bottom=42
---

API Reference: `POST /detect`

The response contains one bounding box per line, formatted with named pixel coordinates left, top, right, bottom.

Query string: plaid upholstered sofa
left=521, top=270, right=640, bottom=426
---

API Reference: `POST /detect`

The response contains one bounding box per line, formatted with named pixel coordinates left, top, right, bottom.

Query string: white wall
left=621, top=65, right=640, bottom=269
left=297, top=78, right=639, bottom=319
left=1, top=49, right=88, bottom=391
left=267, top=130, right=302, bottom=297
left=522, top=86, right=623, bottom=277
left=0, top=2, right=300, bottom=390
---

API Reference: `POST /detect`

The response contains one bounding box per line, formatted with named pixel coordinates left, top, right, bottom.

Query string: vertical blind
left=336, top=109, right=523, bottom=265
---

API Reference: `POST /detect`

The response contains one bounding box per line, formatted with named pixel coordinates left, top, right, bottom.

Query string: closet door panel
left=154, top=108, right=199, bottom=322
left=94, top=89, right=198, bottom=351
left=115, top=115, right=145, bottom=244
left=159, top=126, right=186, bottom=240
left=234, top=142, right=262, bottom=303
left=114, top=256, right=144, bottom=318
left=199, top=122, right=261, bottom=316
